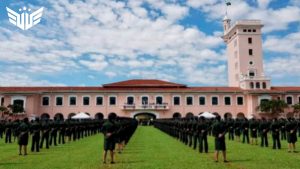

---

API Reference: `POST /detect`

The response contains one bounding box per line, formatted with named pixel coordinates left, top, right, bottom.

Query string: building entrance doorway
left=134, top=112, right=156, bottom=126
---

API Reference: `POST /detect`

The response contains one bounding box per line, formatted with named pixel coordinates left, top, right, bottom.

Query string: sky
left=0, top=0, right=299, bottom=87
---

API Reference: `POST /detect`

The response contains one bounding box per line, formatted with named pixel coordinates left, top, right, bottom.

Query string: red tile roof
left=0, top=80, right=300, bottom=93
left=102, top=79, right=187, bottom=88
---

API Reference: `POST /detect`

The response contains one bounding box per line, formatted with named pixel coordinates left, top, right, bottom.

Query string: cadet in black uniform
left=58, top=120, right=65, bottom=144
left=0, top=121, right=4, bottom=139
left=227, top=118, right=234, bottom=140
left=101, top=113, right=117, bottom=164
left=18, top=118, right=30, bottom=156
left=212, top=116, right=228, bottom=163
left=198, top=117, right=208, bottom=153
left=286, top=118, right=297, bottom=152
left=280, top=118, right=287, bottom=140
left=192, top=118, right=198, bottom=150
left=249, top=118, right=258, bottom=145
left=49, top=119, right=58, bottom=146
left=242, top=118, right=250, bottom=144
left=30, top=118, right=41, bottom=152
left=271, top=118, right=281, bottom=149
left=234, top=119, right=241, bottom=142
left=5, top=119, right=12, bottom=143
left=259, top=118, right=269, bottom=147
left=40, top=120, right=50, bottom=149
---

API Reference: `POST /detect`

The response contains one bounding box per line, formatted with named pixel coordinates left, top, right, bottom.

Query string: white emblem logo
left=6, top=6, right=44, bottom=30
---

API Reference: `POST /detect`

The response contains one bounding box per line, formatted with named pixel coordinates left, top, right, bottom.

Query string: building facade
left=1, top=17, right=300, bottom=120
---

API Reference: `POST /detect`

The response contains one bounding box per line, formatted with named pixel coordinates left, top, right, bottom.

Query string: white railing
left=123, top=103, right=169, bottom=110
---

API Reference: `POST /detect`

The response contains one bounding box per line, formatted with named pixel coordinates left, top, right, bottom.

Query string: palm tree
left=256, top=99, right=288, bottom=115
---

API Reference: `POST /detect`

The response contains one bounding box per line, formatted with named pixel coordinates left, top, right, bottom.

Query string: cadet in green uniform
left=101, top=113, right=117, bottom=164
left=18, top=118, right=30, bottom=156
left=212, top=116, right=228, bottom=163
left=271, top=118, right=281, bottom=149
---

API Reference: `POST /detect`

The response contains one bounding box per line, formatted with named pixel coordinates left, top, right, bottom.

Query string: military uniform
left=5, top=120, right=12, bottom=143
left=40, top=121, right=50, bottom=149
left=242, top=119, right=250, bottom=144
left=270, top=120, right=281, bottom=149
left=212, top=120, right=227, bottom=151
left=30, top=120, right=41, bottom=152
left=286, top=120, right=297, bottom=144
left=17, top=121, right=29, bottom=146
left=101, top=120, right=117, bottom=151
left=197, top=118, right=208, bottom=153
left=259, top=119, right=269, bottom=147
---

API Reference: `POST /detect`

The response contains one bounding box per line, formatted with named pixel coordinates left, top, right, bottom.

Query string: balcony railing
left=123, top=103, right=169, bottom=110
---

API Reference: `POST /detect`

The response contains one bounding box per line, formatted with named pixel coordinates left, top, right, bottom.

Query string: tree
left=292, top=103, right=300, bottom=118
left=256, top=99, right=288, bottom=115
left=7, top=104, right=25, bottom=114
left=0, top=106, right=10, bottom=120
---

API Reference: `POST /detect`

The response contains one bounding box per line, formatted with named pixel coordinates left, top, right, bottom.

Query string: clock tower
left=222, top=16, right=271, bottom=90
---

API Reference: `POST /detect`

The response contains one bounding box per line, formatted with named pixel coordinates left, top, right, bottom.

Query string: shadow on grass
left=119, top=160, right=145, bottom=164
left=0, top=162, right=23, bottom=166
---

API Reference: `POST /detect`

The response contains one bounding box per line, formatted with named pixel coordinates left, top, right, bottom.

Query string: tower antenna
left=225, top=0, right=232, bottom=17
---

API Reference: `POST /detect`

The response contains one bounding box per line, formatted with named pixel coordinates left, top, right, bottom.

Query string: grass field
left=0, top=127, right=300, bottom=169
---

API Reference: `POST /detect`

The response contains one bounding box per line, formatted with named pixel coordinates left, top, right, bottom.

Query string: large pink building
left=1, top=17, right=300, bottom=120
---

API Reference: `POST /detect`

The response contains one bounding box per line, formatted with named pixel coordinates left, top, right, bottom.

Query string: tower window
left=248, top=29, right=252, bottom=32
left=256, top=82, right=260, bottom=89
left=253, top=29, right=256, bottom=32
left=243, top=29, right=247, bottom=32
left=262, top=82, right=267, bottom=89
left=249, top=71, right=255, bottom=77
left=249, top=61, right=253, bottom=65
left=250, top=82, right=254, bottom=89
left=249, top=49, right=253, bottom=55
left=248, top=37, right=252, bottom=44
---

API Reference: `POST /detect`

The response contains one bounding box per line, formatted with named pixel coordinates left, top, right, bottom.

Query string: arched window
left=95, top=113, right=104, bottom=120
left=41, top=113, right=50, bottom=120
left=237, top=112, right=245, bottom=119
left=172, top=112, right=181, bottom=118
left=224, top=112, right=232, bottom=119
left=54, top=113, right=64, bottom=121
left=185, top=112, right=194, bottom=118
left=68, top=113, right=76, bottom=119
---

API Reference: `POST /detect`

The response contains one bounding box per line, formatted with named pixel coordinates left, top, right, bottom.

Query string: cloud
left=263, top=32, right=300, bottom=54
left=187, top=0, right=300, bottom=33
left=0, top=73, right=65, bottom=86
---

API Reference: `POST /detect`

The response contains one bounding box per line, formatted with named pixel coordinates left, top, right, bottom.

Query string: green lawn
left=0, top=127, right=300, bottom=169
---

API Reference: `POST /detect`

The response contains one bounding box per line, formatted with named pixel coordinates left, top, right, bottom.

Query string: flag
left=225, top=0, right=231, bottom=6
